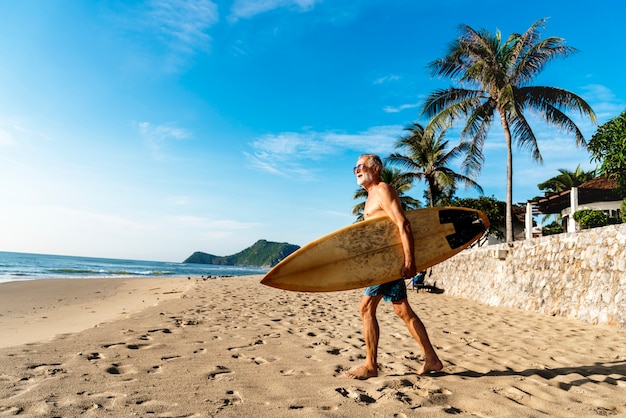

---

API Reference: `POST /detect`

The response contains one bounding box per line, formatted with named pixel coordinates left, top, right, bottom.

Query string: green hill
left=183, top=239, right=300, bottom=268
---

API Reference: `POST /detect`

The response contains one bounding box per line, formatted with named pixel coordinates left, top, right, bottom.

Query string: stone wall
left=430, top=223, right=626, bottom=328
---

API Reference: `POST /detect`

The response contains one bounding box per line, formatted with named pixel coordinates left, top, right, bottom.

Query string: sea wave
left=0, top=251, right=268, bottom=283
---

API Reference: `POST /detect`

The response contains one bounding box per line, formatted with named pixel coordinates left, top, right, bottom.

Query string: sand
left=1, top=275, right=625, bottom=417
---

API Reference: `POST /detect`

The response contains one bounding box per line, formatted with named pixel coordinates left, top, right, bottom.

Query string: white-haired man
left=346, top=153, right=443, bottom=380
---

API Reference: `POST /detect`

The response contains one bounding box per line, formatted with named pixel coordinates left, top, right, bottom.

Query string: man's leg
left=393, top=299, right=443, bottom=374
left=346, top=295, right=382, bottom=380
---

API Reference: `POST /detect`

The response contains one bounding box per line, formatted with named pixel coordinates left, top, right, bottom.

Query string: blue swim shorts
left=364, top=279, right=407, bottom=302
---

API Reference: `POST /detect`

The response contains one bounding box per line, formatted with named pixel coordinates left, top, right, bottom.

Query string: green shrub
left=542, top=221, right=564, bottom=236
left=621, top=199, right=626, bottom=223
left=572, top=209, right=608, bottom=229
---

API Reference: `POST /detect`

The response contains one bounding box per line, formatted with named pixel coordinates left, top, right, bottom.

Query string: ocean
left=0, top=251, right=268, bottom=283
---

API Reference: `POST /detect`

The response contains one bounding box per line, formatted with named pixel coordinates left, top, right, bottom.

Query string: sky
left=1, top=0, right=625, bottom=262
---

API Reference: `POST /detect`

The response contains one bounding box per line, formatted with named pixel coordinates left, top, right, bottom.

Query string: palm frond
left=423, top=19, right=596, bottom=242
left=519, top=86, right=596, bottom=147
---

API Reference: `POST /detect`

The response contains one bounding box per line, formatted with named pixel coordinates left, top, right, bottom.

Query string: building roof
left=528, top=177, right=625, bottom=214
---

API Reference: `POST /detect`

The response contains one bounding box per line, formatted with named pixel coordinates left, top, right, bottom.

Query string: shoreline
left=0, top=276, right=196, bottom=348
left=1, top=275, right=625, bottom=416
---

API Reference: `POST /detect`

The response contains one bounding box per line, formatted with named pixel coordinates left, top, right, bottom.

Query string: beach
left=1, top=276, right=625, bottom=417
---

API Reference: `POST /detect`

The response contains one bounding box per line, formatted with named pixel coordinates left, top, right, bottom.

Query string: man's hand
left=401, top=262, right=417, bottom=279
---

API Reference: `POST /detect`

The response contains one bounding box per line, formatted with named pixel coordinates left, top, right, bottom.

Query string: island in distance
left=183, top=239, right=300, bottom=268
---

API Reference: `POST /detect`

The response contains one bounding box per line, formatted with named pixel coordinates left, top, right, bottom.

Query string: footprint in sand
left=375, top=380, right=415, bottom=405
left=86, top=352, right=103, bottom=361
left=207, top=390, right=243, bottom=414
left=335, top=387, right=377, bottom=405
left=332, top=365, right=350, bottom=377
left=160, top=355, right=181, bottom=361
left=171, top=314, right=204, bottom=327
left=148, top=365, right=163, bottom=374
left=28, top=363, right=65, bottom=377
left=375, top=378, right=414, bottom=391
left=0, top=406, right=25, bottom=415
left=130, top=397, right=175, bottom=414
left=102, top=342, right=126, bottom=349
left=207, top=365, right=233, bottom=380
left=220, top=390, right=243, bottom=407
left=82, top=390, right=127, bottom=406
left=280, top=369, right=310, bottom=376
left=147, top=328, right=173, bottom=335
left=105, top=363, right=136, bottom=376
left=414, top=386, right=453, bottom=406
left=2, top=363, right=65, bottom=399
left=126, top=343, right=152, bottom=350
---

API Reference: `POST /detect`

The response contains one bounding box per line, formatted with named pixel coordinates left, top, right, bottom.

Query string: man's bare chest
left=363, top=198, right=385, bottom=219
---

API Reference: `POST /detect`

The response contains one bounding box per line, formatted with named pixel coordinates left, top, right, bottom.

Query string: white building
left=525, top=177, right=625, bottom=238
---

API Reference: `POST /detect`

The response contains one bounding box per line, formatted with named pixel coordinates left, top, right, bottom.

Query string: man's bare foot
left=345, top=365, right=377, bottom=380
left=415, top=358, right=444, bottom=375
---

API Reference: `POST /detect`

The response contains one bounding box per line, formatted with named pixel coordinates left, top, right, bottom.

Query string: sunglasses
left=353, top=164, right=366, bottom=174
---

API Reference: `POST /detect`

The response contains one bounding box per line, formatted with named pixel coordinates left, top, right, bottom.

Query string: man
left=345, top=154, right=443, bottom=380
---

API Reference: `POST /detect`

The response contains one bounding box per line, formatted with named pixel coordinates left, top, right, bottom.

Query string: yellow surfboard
left=261, top=207, right=489, bottom=292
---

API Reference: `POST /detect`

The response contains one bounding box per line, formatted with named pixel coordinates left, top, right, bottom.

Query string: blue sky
left=1, top=0, right=624, bottom=262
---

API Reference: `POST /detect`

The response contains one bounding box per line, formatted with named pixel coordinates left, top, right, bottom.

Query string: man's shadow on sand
left=434, top=360, right=626, bottom=391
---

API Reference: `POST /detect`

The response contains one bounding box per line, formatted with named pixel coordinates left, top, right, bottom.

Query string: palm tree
left=536, top=165, right=596, bottom=227
left=352, top=167, right=421, bottom=222
left=422, top=18, right=596, bottom=242
left=537, top=165, right=596, bottom=194
left=387, top=122, right=483, bottom=208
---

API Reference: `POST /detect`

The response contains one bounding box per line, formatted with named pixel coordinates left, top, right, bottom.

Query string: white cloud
left=229, top=0, right=320, bottom=22
left=579, top=83, right=626, bottom=123
left=116, top=0, right=219, bottom=72
left=383, top=103, right=420, bottom=113
left=138, top=122, right=191, bottom=140
left=374, top=74, right=400, bottom=85
left=245, top=131, right=332, bottom=178
left=323, top=125, right=402, bottom=153
left=246, top=125, right=402, bottom=178
left=251, top=132, right=333, bottom=156
left=136, top=121, right=192, bottom=160
left=145, top=0, right=218, bottom=53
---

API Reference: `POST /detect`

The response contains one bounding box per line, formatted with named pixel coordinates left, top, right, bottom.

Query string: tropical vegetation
left=421, top=18, right=597, bottom=243
left=587, top=109, right=626, bottom=193
left=184, top=239, right=300, bottom=268
left=534, top=165, right=596, bottom=226
left=386, top=122, right=483, bottom=208
left=537, top=165, right=596, bottom=195
left=541, top=221, right=564, bottom=236
left=448, top=196, right=506, bottom=240
left=572, top=209, right=608, bottom=229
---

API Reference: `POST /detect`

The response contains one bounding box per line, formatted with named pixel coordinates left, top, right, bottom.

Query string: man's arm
left=377, top=183, right=416, bottom=278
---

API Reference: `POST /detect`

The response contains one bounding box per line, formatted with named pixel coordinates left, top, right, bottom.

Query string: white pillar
left=568, top=187, right=579, bottom=233
left=525, top=202, right=533, bottom=239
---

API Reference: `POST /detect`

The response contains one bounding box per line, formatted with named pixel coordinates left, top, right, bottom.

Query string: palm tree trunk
left=428, top=179, right=436, bottom=208
left=500, top=112, right=515, bottom=243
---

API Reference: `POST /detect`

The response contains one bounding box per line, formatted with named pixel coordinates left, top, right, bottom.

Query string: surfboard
left=261, top=207, right=489, bottom=292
